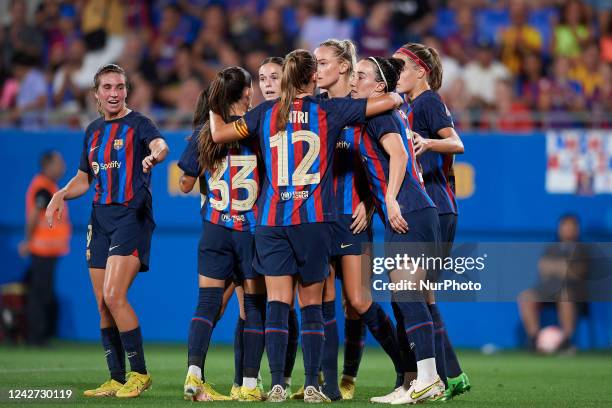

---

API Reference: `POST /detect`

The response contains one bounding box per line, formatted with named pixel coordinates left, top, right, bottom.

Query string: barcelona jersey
left=178, top=120, right=260, bottom=233
left=333, top=125, right=371, bottom=215
left=79, top=111, right=163, bottom=205
left=359, top=110, right=434, bottom=221
left=407, top=90, right=458, bottom=215
left=242, top=96, right=367, bottom=226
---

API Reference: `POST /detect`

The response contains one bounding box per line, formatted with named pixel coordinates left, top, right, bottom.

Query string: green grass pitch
left=1, top=343, right=611, bottom=407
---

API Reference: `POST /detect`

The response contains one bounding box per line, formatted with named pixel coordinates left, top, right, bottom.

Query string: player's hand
left=142, top=152, right=159, bottom=173
left=385, top=197, right=409, bottom=233
left=412, top=131, right=430, bottom=156
left=390, top=92, right=404, bottom=108
left=350, top=202, right=369, bottom=234
left=45, top=191, right=66, bottom=228
left=18, top=240, right=29, bottom=257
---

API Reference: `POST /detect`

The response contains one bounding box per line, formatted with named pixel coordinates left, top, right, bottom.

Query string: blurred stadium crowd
left=0, top=0, right=610, bottom=130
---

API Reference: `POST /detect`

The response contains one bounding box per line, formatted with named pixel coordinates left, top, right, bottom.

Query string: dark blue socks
left=301, top=305, right=325, bottom=388
left=266, top=301, right=290, bottom=387
left=119, top=326, right=147, bottom=375
left=101, top=326, right=125, bottom=383
left=322, top=301, right=340, bottom=399
left=284, top=308, right=299, bottom=383
left=187, top=287, right=223, bottom=375
left=234, top=318, right=245, bottom=385
left=395, top=301, right=435, bottom=362
left=428, top=304, right=448, bottom=386
left=243, top=294, right=267, bottom=379
left=360, top=302, right=405, bottom=376
left=343, top=318, right=366, bottom=378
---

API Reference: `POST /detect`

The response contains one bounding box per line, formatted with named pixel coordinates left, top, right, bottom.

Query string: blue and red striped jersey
left=359, top=110, right=434, bottom=221
left=333, top=125, right=371, bottom=215
left=407, top=90, right=458, bottom=215
left=178, top=122, right=260, bottom=233
left=79, top=111, right=163, bottom=205
left=243, top=96, right=367, bottom=226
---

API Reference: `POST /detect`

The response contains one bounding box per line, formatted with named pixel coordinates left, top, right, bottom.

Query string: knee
left=96, top=299, right=113, bottom=321
left=103, top=289, right=127, bottom=314
left=349, top=296, right=370, bottom=315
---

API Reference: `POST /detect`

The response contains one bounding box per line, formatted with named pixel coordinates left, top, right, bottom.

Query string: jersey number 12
left=270, top=130, right=321, bottom=187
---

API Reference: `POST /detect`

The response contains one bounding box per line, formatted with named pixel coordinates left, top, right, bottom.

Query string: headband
left=395, top=48, right=431, bottom=72
left=368, top=57, right=388, bottom=90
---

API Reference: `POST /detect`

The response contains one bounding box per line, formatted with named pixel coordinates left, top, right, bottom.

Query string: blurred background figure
left=517, top=214, right=589, bottom=354
left=19, top=151, right=71, bottom=346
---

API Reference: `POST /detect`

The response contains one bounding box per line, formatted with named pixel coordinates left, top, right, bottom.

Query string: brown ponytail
left=398, top=43, right=444, bottom=91
left=426, top=47, right=443, bottom=91
left=277, top=49, right=317, bottom=129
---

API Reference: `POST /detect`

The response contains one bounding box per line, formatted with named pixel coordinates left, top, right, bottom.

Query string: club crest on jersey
left=114, top=139, right=124, bottom=150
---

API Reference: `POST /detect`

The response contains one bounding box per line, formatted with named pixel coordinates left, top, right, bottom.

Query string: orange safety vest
left=25, top=174, right=71, bottom=257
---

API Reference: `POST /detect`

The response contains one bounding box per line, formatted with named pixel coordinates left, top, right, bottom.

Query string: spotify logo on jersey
left=91, top=161, right=121, bottom=175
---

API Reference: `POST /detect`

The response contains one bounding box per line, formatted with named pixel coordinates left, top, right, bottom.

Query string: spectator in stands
left=482, top=79, right=534, bottom=132
left=39, top=3, right=80, bottom=65
left=52, top=39, right=87, bottom=112
left=600, top=18, right=612, bottom=63
left=8, top=53, right=47, bottom=123
left=81, top=0, right=126, bottom=49
left=150, top=4, right=189, bottom=83
left=164, top=76, right=202, bottom=129
left=127, top=72, right=154, bottom=117
left=299, top=0, right=353, bottom=51
left=547, top=56, right=585, bottom=111
left=462, top=42, right=510, bottom=108
left=593, top=62, right=612, bottom=114
left=518, top=51, right=546, bottom=109
left=158, top=44, right=198, bottom=108
left=499, top=1, right=543, bottom=75
left=518, top=214, right=589, bottom=353
left=445, top=6, right=479, bottom=64
left=258, top=5, right=296, bottom=57
left=552, top=0, right=592, bottom=59
left=19, top=151, right=71, bottom=346
left=116, top=31, right=157, bottom=85
left=1, top=0, right=44, bottom=72
left=191, top=5, right=232, bottom=81
left=355, top=1, right=392, bottom=57
left=570, top=42, right=603, bottom=107
left=390, top=0, right=434, bottom=45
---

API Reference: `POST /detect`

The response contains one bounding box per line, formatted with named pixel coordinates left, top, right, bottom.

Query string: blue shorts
left=384, top=207, right=441, bottom=259
left=439, top=213, right=457, bottom=258
left=199, top=221, right=257, bottom=282
left=330, top=214, right=373, bottom=257
left=87, top=195, right=155, bottom=272
left=253, top=223, right=332, bottom=284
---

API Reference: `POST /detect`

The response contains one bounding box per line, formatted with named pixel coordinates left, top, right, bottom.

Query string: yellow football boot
left=83, top=379, right=123, bottom=397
